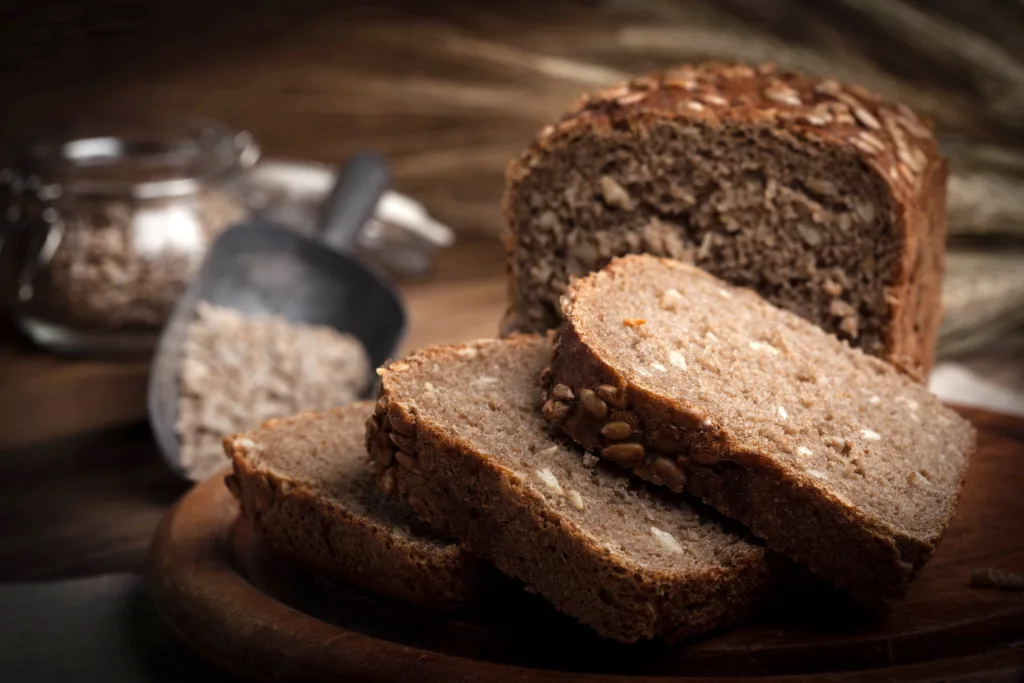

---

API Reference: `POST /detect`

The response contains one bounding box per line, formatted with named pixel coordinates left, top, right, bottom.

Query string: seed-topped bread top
left=549, top=255, right=973, bottom=600
left=224, top=402, right=488, bottom=608
left=550, top=62, right=938, bottom=198
left=502, top=61, right=947, bottom=379
left=371, top=335, right=775, bottom=642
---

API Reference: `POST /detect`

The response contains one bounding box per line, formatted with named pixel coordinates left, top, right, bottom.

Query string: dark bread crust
left=894, top=154, right=948, bottom=380
left=548, top=257, right=974, bottom=604
left=369, top=335, right=776, bottom=643
left=223, top=405, right=489, bottom=609
left=502, top=61, right=946, bottom=380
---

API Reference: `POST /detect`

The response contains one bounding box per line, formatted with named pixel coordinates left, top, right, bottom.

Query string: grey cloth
left=0, top=573, right=234, bottom=682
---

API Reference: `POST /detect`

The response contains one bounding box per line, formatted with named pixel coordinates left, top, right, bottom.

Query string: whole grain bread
left=223, top=401, right=489, bottom=609
left=502, top=62, right=947, bottom=380
left=367, top=334, right=776, bottom=643
left=547, top=255, right=974, bottom=603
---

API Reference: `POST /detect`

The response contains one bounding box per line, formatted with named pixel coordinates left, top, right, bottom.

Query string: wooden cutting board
left=146, top=406, right=1024, bottom=682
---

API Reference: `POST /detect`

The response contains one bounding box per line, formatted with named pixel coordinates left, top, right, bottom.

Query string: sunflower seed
left=536, top=468, right=563, bottom=495
left=551, top=384, right=575, bottom=401
left=601, top=443, right=645, bottom=463
left=601, top=421, right=633, bottom=440
left=653, top=456, right=687, bottom=489
left=596, top=384, right=628, bottom=408
left=580, top=389, right=608, bottom=418
left=651, top=526, right=684, bottom=554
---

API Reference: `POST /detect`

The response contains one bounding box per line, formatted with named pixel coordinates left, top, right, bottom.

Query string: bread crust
left=224, top=405, right=489, bottom=609
left=502, top=62, right=946, bottom=379
left=548, top=257, right=974, bottom=604
left=370, top=335, right=777, bottom=643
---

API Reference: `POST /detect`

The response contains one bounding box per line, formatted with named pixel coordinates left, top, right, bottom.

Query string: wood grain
left=147, top=406, right=1024, bottom=681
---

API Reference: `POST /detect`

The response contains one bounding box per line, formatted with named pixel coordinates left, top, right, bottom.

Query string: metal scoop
left=148, top=151, right=404, bottom=480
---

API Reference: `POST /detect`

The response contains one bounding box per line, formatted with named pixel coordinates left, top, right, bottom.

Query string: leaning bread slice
left=367, top=334, right=775, bottom=643
left=223, top=402, right=489, bottom=609
left=548, top=255, right=975, bottom=603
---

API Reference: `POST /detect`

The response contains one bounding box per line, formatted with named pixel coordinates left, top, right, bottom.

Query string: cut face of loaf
left=548, top=255, right=974, bottom=603
left=223, top=402, right=490, bottom=609
left=502, top=62, right=947, bottom=379
left=368, top=335, right=776, bottom=643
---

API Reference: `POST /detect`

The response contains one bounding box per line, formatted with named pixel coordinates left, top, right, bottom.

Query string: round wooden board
left=147, top=407, right=1024, bottom=682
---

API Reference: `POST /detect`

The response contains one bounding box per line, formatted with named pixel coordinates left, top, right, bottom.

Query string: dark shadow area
left=0, top=573, right=233, bottom=682
left=0, top=422, right=190, bottom=581
left=236, top=524, right=921, bottom=678
left=126, top=577, right=245, bottom=682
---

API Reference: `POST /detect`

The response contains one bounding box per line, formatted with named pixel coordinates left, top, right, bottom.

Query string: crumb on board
left=970, top=567, right=1024, bottom=592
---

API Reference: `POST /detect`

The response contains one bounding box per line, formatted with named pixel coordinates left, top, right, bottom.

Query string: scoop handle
left=317, top=151, right=391, bottom=252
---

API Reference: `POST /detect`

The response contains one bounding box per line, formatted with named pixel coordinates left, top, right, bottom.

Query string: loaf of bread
left=367, top=334, right=776, bottom=643
left=546, top=255, right=974, bottom=603
left=223, top=402, right=490, bottom=608
left=502, top=62, right=947, bottom=379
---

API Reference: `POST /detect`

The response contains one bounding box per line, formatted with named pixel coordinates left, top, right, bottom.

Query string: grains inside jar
left=22, top=189, right=245, bottom=331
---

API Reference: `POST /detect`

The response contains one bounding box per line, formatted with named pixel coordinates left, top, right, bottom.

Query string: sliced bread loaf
left=367, top=334, right=776, bottom=643
left=547, top=255, right=974, bottom=603
left=223, top=402, right=489, bottom=609
left=502, top=62, right=947, bottom=379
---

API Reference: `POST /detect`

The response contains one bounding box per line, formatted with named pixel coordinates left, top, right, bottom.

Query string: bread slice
left=367, top=334, right=776, bottom=643
left=547, top=255, right=975, bottom=603
left=223, top=402, right=489, bottom=609
left=502, top=62, right=947, bottom=379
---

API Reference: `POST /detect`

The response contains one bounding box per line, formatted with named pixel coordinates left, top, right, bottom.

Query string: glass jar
left=1, top=118, right=258, bottom=355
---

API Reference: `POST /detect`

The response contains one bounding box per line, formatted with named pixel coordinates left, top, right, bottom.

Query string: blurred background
left=0, top=0, right=1022, bottom=581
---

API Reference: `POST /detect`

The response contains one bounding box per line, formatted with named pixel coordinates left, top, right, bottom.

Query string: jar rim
left=19, top=116, right=260, bottom=199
